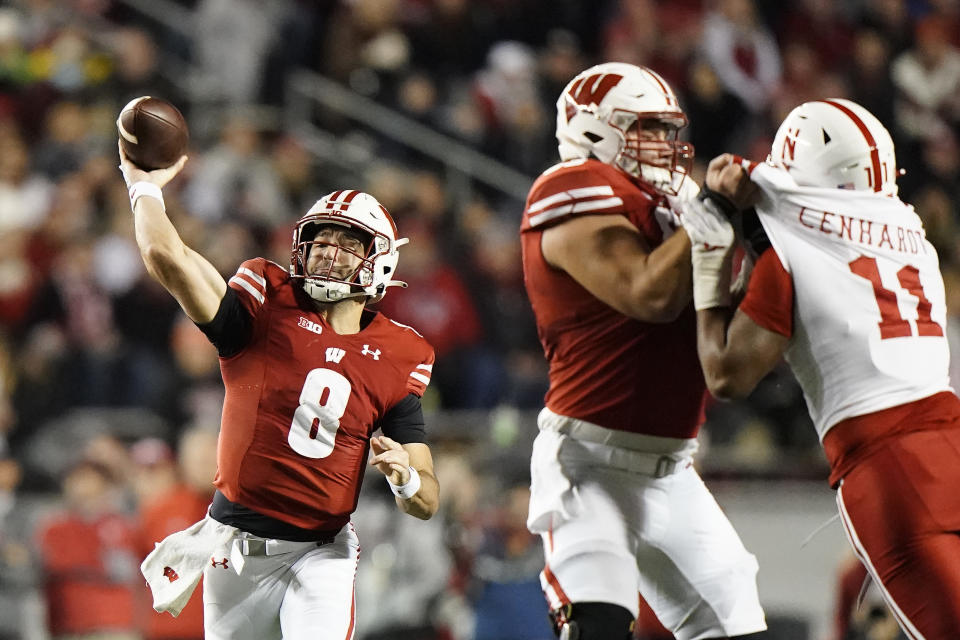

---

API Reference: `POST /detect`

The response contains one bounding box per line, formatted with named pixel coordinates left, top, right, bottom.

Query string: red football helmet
left=290, top=190, right=407, bottom=303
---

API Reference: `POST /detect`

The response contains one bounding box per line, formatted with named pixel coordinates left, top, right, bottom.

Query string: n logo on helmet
left=781, top=128, right=799, bottom=162
left=565, top=73, right=623, bottom=120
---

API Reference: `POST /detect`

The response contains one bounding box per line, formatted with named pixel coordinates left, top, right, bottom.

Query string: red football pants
left=836, top=427, right=960, bottom=639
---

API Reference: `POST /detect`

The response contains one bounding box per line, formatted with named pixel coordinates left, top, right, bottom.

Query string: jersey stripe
left=388, top=318, right=425, bottom=338
left=528, top=191, right=575, bottom=213
left=528, top=186, right=615, bottom=213
left=409, top=372, right=430, bottom=385
left=415, top=364, right=433, bottom=372
left=229, top=275, right=265, bottom=304
left=528, top=196, right=624, bottom=227
left=821, top=100, right=882, bottom=192
left=237, top=267, right=266, bottom=288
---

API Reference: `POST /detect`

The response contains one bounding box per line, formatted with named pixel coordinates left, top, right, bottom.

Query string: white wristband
left=692, top=248, right=734, bottom=310
left=128, top=181, right=165, bottom=212
left=387, top=466, right=421, bottom=500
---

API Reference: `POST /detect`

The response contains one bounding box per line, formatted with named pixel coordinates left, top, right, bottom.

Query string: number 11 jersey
left=741, top=160, right=952, bottom=439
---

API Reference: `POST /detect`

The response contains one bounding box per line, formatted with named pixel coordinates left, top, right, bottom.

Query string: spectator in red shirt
left=136, top=427, right=218, bottom=640
left=35, top=458, right=140, bottom=639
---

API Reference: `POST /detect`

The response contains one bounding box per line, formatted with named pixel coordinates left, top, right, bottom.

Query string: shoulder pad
left=523, top=160, right=631, bottom=230
left=227, top=258, right=287, bottom=311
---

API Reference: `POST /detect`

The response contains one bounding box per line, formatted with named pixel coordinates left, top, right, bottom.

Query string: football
left=117, top=96, right=189, bottom=170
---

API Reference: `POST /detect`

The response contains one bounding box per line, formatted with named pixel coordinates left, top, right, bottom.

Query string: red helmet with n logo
left=555, top=62, right=693, bottom=195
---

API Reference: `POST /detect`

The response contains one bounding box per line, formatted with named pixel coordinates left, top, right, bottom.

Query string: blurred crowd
left=1, top=0, right=959, bottom=638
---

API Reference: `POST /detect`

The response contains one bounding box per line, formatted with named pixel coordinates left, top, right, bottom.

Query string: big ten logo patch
left=298, top=317, right=323, bottom=335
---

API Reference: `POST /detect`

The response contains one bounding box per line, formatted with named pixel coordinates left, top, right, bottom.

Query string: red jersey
left=37, top=511, right=140, bottom=635
left=520, top=159, right=705, bottom=438
left=215, top=259, right=434, bottom=531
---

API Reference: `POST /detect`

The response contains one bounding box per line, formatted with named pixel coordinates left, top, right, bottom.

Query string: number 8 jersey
left=740, top=160, right=952, bottom=439
left=203, top=258, right=435, bottom=532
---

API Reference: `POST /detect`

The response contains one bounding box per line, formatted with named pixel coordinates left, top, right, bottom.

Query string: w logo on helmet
left=565, top=73, right=623, bottom=120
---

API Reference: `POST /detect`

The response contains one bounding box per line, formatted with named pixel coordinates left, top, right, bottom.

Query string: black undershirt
left=209, top=491, right=341, bottom=542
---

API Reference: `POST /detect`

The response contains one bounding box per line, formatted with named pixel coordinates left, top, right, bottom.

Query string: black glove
left=740, top=207, right=771, bottom=260
left=698, top=186, right=739, bottom=219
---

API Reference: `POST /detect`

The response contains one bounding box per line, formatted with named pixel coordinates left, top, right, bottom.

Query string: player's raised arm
left=118, top=144, right=227, bottom=324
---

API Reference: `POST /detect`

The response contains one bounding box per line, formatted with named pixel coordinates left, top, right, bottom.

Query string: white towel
left=140, top=515, right=237, bottom=616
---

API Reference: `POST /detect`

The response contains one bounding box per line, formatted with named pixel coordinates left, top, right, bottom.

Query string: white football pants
left=203, top=523, right=359, bottom=640
left=529, top=411, right=767, bottom=640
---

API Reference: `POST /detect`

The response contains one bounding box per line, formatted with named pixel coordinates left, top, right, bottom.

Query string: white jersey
left=747, top=161, right=953, bottom=438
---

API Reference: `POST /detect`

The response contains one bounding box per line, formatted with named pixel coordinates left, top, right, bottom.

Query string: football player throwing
left=119, top=147, right=440, bottom=640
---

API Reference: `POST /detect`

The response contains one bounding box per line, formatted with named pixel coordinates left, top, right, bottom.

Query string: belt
left=652, top=455, right=682, bottom=479
left=600, top=447, right=689, bottom=478
left=539, top=410, right=695, bottom=478
left=237, top=535, right=336, bottom=557
left=538, top=408, right=699, bottom=455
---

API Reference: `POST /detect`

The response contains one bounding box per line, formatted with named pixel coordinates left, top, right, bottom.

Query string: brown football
left=117, top=96, right=189, bottom=170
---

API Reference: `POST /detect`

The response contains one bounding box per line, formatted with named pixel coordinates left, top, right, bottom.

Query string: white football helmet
left=556, top=62, right=693, bottom=195
left=290, top=190, right=408, bottom=303
left=770, top=98, right=899, bottom=196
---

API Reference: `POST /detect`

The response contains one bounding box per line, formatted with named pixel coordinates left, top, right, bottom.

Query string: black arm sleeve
left=741, top=207, right=771, bottom=259
left=195, top=286, right=254, bottom=358
left=379, top=393, right=427, bottom=444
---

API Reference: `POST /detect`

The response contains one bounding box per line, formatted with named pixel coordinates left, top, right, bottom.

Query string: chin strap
left=303, top=280, right=359, bottom=303
left=303, top=278, right=408, bottom=304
